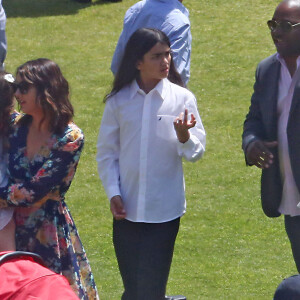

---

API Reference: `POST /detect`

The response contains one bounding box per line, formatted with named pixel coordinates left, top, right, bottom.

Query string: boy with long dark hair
left=97, top=28, right=206, bottom=300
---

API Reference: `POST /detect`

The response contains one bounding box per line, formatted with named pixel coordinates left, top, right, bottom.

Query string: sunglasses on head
left=267, top=19, right=300, bottom=33
left=14, top=81, right=32, bottom=94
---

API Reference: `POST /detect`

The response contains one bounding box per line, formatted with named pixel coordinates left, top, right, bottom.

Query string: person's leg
left=136, top=219, right=180, bottom=300
left=284, top=215, right=300, bottom=272
left=0, top=29, right=6, bottom=70
left=113, top=218, right=180, bottom=300
left=113, top=219, right=142, bottom=300
left=0, top=216, right=15, bottom=251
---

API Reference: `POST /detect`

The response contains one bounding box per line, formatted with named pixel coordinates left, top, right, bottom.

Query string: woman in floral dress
left=0, top=58, right=99, bottom=300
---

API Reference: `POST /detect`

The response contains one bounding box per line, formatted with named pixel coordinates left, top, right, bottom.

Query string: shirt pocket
left=156, top=115, right=177, bottom=141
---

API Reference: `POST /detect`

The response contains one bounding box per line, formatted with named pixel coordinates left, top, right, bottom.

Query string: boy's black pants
left=113, top=217, right=180, bottom=300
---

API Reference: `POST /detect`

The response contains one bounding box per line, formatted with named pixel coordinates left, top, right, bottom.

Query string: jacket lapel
left=290, top=71, right=300, bottom=116
left=262, top=57, right=280, bottom=140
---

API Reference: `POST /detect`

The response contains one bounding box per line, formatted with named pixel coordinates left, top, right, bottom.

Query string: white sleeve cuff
left=176, top=134, right=205, bottom=162
left=107, top=185, right=121, bottom=202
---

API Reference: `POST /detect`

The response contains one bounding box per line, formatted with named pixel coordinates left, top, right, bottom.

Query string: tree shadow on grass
left=4, top=0, right=116, bottom=18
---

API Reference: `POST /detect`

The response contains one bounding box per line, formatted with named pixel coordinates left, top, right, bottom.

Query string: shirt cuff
left=242, top=134, right=258, bottom=153
left=106, top=185, right=121, bottom=202
left=178, top=137, right=194, bottom=149
left=176, top=135, right=204, bottom=162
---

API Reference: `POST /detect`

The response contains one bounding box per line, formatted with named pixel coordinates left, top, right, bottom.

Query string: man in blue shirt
left=111, top=0, right=191, bottom=86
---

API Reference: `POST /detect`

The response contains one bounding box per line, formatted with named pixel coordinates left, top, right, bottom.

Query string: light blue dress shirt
left=111, top=0, right=192, bottom=86
left=0, top=1, right=6, bottom=68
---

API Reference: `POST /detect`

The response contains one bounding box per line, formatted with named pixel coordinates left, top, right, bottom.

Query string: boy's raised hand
left=173, top=109, right=196, bottom=143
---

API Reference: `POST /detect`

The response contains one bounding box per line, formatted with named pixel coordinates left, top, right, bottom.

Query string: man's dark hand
left=246, top=140, right=278, bottom=168
left=110, top=195, right=126, bottom=220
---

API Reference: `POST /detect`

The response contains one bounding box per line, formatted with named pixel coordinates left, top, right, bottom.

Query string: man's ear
left=136, top=60, right=141, bottom=70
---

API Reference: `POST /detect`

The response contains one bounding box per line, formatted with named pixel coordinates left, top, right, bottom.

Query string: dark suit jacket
left=242, top=53, right=300, bottom=218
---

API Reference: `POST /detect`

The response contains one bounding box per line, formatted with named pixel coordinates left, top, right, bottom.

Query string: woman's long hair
left=105, top=28, right=183, bottom=101
left=0, top=72, right=15, bottom=139
left=17, top=58, right=74, bottom=134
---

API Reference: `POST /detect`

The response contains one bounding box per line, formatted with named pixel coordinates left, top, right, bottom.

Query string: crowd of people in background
left=1, top=0, right=300, bottom=299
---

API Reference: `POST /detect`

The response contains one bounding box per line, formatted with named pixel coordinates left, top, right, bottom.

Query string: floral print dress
left=0, top=116, right=99, bottom=300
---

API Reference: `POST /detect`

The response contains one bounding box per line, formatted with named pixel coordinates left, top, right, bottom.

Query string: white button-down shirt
left=97, top=79, right=205, bottom=223
left=277, top=55, right=300, bottom=216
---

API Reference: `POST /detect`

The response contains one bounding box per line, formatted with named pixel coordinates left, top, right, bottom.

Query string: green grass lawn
left=4, top=0, right=294, bottom=299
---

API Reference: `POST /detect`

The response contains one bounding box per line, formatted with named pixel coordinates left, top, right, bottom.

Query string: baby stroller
left=0, top=251, right=79, bottom=299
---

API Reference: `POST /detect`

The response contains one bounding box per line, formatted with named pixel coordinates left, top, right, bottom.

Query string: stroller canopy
left=0, top=251, right=80, bottom=299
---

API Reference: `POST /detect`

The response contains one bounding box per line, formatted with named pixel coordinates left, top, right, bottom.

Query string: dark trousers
left=285, top=215, right=300, bottom=273
left=113, top=218, right=180, bottom=300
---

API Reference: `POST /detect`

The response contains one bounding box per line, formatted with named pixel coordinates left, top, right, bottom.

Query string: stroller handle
left=0, top=251, right=45, bottom=266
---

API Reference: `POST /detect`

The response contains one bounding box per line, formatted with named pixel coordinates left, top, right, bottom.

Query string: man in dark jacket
left=243, top=0, right=300, bottom=272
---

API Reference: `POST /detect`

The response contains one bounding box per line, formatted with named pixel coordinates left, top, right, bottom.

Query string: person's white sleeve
left=176, top=94, right=206, bottom=162
left=96, top=99, right=121, bottom=200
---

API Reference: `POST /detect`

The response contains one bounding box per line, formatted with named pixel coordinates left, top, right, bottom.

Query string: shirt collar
left=129, top=78, right=168, bottom=101
left=147, top=0, right=188, bottom=16
left=129, top=80, right=142, bottom=100
left=276, top=53, right=300, bottom=70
